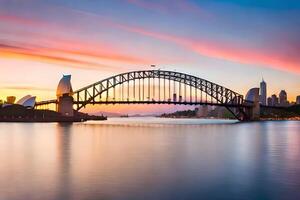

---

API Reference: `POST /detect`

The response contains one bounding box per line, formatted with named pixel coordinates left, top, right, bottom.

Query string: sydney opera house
left=16, top=95, right=36, bottom=108
left=0, top=74, right=106, bottom=122
left=1, top=95, right=36, bottom=108
left=1, top=74, right=73, bottom=110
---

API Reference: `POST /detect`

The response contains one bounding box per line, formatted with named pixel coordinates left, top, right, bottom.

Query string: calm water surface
left=0, top=118, right=300, bottom=200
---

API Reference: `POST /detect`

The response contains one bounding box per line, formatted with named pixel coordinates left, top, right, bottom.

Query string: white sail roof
left=16, top=95, right=36, bottom=108
left=16, top=95, right=32, bottom=105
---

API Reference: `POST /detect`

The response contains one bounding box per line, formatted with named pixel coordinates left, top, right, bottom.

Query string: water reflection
left=56, top=123, right=72, bottom=200
left=0, top=119, right=300, bottom=200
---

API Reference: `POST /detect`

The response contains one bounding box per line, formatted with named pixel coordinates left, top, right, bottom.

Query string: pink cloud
left=2, top=10, right=299, bottom=74
left=0, top=14, right=43, bottom=26
left=68, top=9, right=300, bottom=74
left=103, top=19, right=300, bottom=74
left=0, top=41, right=156, bottom=71
left=0, top=14, right=156, bottom=70
left=1, top=12, right=186, bottom=71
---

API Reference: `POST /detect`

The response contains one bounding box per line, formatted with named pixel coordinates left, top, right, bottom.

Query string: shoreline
left=0, top=105, right=107, bottom=123
left=159, top=116, right=300, bottom=121
left=0, top=115, right=107, bottom=123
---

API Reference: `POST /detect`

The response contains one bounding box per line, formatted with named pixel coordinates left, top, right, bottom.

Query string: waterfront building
left=6, top=96, right=16, bottom=104
left=267, top=97, right=272, bottom=106
left=260, top=78, right=267, bottom=105
left=271, top=94, right=279, bottom=106
left=196, top=105, right=208, bottom=118
left=173, top=93, right=177, bottom=102
left=245, top=88, right=260, bottom=120
left=297, top=96, right=300, bottom=104
left=279, top=90, right=288, bottom=106
left=179, top=95, right=182, bottom=102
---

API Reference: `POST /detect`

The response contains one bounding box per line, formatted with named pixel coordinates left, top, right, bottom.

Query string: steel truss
left=73, top=70, right=245, bottom=111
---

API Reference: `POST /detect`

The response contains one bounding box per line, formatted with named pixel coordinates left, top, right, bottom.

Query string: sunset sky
left=0, top=0, right=299, bottom=114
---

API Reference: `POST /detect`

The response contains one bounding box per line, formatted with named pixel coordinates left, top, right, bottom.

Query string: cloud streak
left=0, top=85, right=54, bottom=92
left=2, top=8, right=300, bottom=75
left=67, top=8, right=300, bottom=74
left=0, top=14, right=158, bottom=71
left=0, top=43, right=119, bottom=71
left=0, top=14, right=43, bottom=26
left=102, top=18, right=300, bottom=74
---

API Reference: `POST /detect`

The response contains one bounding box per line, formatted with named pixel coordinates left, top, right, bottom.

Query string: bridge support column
left=57, top=94, right=74, bottom=117
left=245, top=102, right=260, bottom=121
left=253, top=100, right=260, bottom=120
left=246, top=88, right=260, bottom=121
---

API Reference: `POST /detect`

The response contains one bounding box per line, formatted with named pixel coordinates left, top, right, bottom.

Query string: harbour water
left=0, top=118, right=300, bottom=200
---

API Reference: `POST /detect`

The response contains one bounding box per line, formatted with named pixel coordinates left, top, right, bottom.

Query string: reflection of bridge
left=36, top=70, right=259, bottom=121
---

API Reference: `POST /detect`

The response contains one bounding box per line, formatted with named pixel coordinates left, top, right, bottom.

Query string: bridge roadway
left=74, top=100, right=252, bottom=107
left=36, top=100, right=252, bottom=107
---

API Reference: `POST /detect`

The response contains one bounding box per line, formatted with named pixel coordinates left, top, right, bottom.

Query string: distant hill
left=161, top=109, right=196, bottom=118
left=161, top=105, right=300, bottom=120
left=160, top=107, right=235, bottom=119
left=260, top=104, right=300, bottom=119
left=92, top=111, right=122, bottom=117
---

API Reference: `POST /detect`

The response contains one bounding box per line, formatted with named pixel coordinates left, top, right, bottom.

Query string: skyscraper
left=267, top=97, right=272, bottom=106
left=279, top=90, right=288, bottom=106
left=260, top=78, right=267, bottom=105
left=6, top=96, right=16, bottom=104
left=296, top=96, right=300, bottom=104
left=271, top=94, right=279, bottom=106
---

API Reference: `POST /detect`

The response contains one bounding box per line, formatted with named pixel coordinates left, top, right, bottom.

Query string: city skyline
left=1, top=0, right=300, bottom=113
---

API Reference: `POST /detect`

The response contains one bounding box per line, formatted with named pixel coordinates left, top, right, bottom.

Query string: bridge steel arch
left=73, top=70, right=245, bottom=115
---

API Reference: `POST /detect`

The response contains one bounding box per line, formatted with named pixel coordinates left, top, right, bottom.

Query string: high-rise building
left=271, top=94, right=279, bottom=106
left=267, top=97, right=272, bottom=106
left=196, top=105, right=208, bottom=118
left=260, top=78, right=267, bottom=105
left=279, top=90, right=287, bottom=106
left=6, top=96, right=16, bottom=104
left=296, top=96, right=300, bottom=105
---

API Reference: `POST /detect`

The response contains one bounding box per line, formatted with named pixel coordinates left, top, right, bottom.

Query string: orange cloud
left=0, top=85, right=53, bottom=92
left=0, top=14, right=158, bottom=71
left=0, top=45, right=115, bottom=71
left=0, top=34, right=154, bottom=72
left=2, top=11, right=299, bottom=75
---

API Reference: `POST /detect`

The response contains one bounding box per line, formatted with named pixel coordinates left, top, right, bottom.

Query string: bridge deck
left=73, top=100, right=251, bottom=108
left=35, top=100, right=57, bottom=106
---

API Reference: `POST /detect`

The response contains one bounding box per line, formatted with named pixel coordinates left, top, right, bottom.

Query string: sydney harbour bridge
left=36, top=70, right=261, bottom=121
